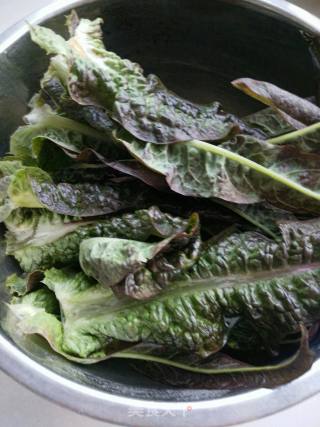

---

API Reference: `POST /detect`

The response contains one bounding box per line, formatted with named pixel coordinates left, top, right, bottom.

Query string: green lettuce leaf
left=32, top=17, right=116, bottom=135
left=10, top=94, right=122, bottom=166
left=244, top=107, right=296, bottom=138
left=17, top=94, right=166, bottom=188
left=112, top=75, right=242, bottom=144
left=0, top=164, right=46, bottom=220
left=216, top=201, right=296, bottom=240
left=6, top=217, right=320, bottom=361
left=0, top=160, right=24, bottom=221
left=28, top=177, right=155, bottom=217
left=5, top=208, right=89, bottom=252
left=36, top=23, right=121, bottom=135
left=30, top=13, right=254, bottom=144
left=117, top=130, right=320, bottom=213
left=184, top=217, right=320, bottom=280
left=0, top=160, right=24, bottom=176
left=5, top=271, right=44, bottom=296
left=40, top=67, right=116, bottom=133
left=6, top=207, right=188, bottom=272
left=4, top=277, right=127, bottom=363
left=5, top=277, right=314, bottom=386
left=267, top=122, right=320, bottom=152
left=80, top=213, right=200, bottom=299
left=1, top=164, right=157, bottom=218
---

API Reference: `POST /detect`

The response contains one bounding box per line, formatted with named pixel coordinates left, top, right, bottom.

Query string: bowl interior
left=0, top=0, right=317, bottom=403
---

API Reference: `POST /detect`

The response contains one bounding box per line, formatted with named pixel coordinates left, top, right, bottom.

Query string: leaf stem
left=267, top=122, right=320, bottom=145
left=190, top=139, right=320, bottom=202
left=42, top=114, right=111, bottom=141
left=111, top=349, right=299, bottom=374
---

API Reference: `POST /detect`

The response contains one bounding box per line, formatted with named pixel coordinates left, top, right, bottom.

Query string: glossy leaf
left=40, top=72, right=115, bottom=133
left=6, top=280, right=314, bottom=385
left=80, top=214, right=200, bottom=299
left=113, top=75, right=243, bottom=143
left=30, top=14, right=253, bottom=144
left=29, top=176, right=156, bottom=217
left=7, top=207, right=188, bottom=272
left=19, top=94, right=165, bottom=187
left=0, top=164, right=161, bottom=218
left=117, top=130, right=320, bottom=213
left=5, top=207, right=90, bottom=254
left=7, top=218, right=320, bottom=361
left=11, top=95, right=123, bottom=165
left=4, top=277, right=127, bottom=364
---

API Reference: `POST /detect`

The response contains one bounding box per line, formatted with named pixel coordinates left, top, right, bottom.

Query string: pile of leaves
left=3, top=11, right=320, bottom=390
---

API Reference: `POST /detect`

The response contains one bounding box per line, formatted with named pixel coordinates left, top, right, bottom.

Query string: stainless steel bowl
left=1, top=1, right=320, bottom=426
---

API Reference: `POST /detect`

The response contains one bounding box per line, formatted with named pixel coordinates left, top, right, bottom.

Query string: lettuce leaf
left=128, top=328, right=314, bottom=389
left=0, top=164, right=157, bottom=218
left=5, top=274, right=313, bottom=387
left=33, top=13, right=116, bottom=134
left=4, top=271, right=44, bottom=297
left=232, top=78, right=320, bottom=125
left=30, top=13, right=255, bottom=144
left=5, top=208, right=89, bottom=251
left=11, top=94, right=123, bottom=166
left=267, top=121, right=320, bottom=152
left=4, top=278, right=125, bottom=363
left=6, top=217, right=320, bottom=362
left=6, top=207, right=188, bottom=272
left=41, top=67, right=115, bottom=133
left=4, top=11, right=320, bottom=388
left=244, top=107, right=296, bottom=138
left=216, top=201, right=296, bottom=240
left=117, top=130, right=320, bottom=213
left=0, top=165, right=46, bottom=221
left=0, top=160, right=25, bottom=221
left=80, top=213, right=200, bottom=299
left=14, top=94, right=166, bottom=188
